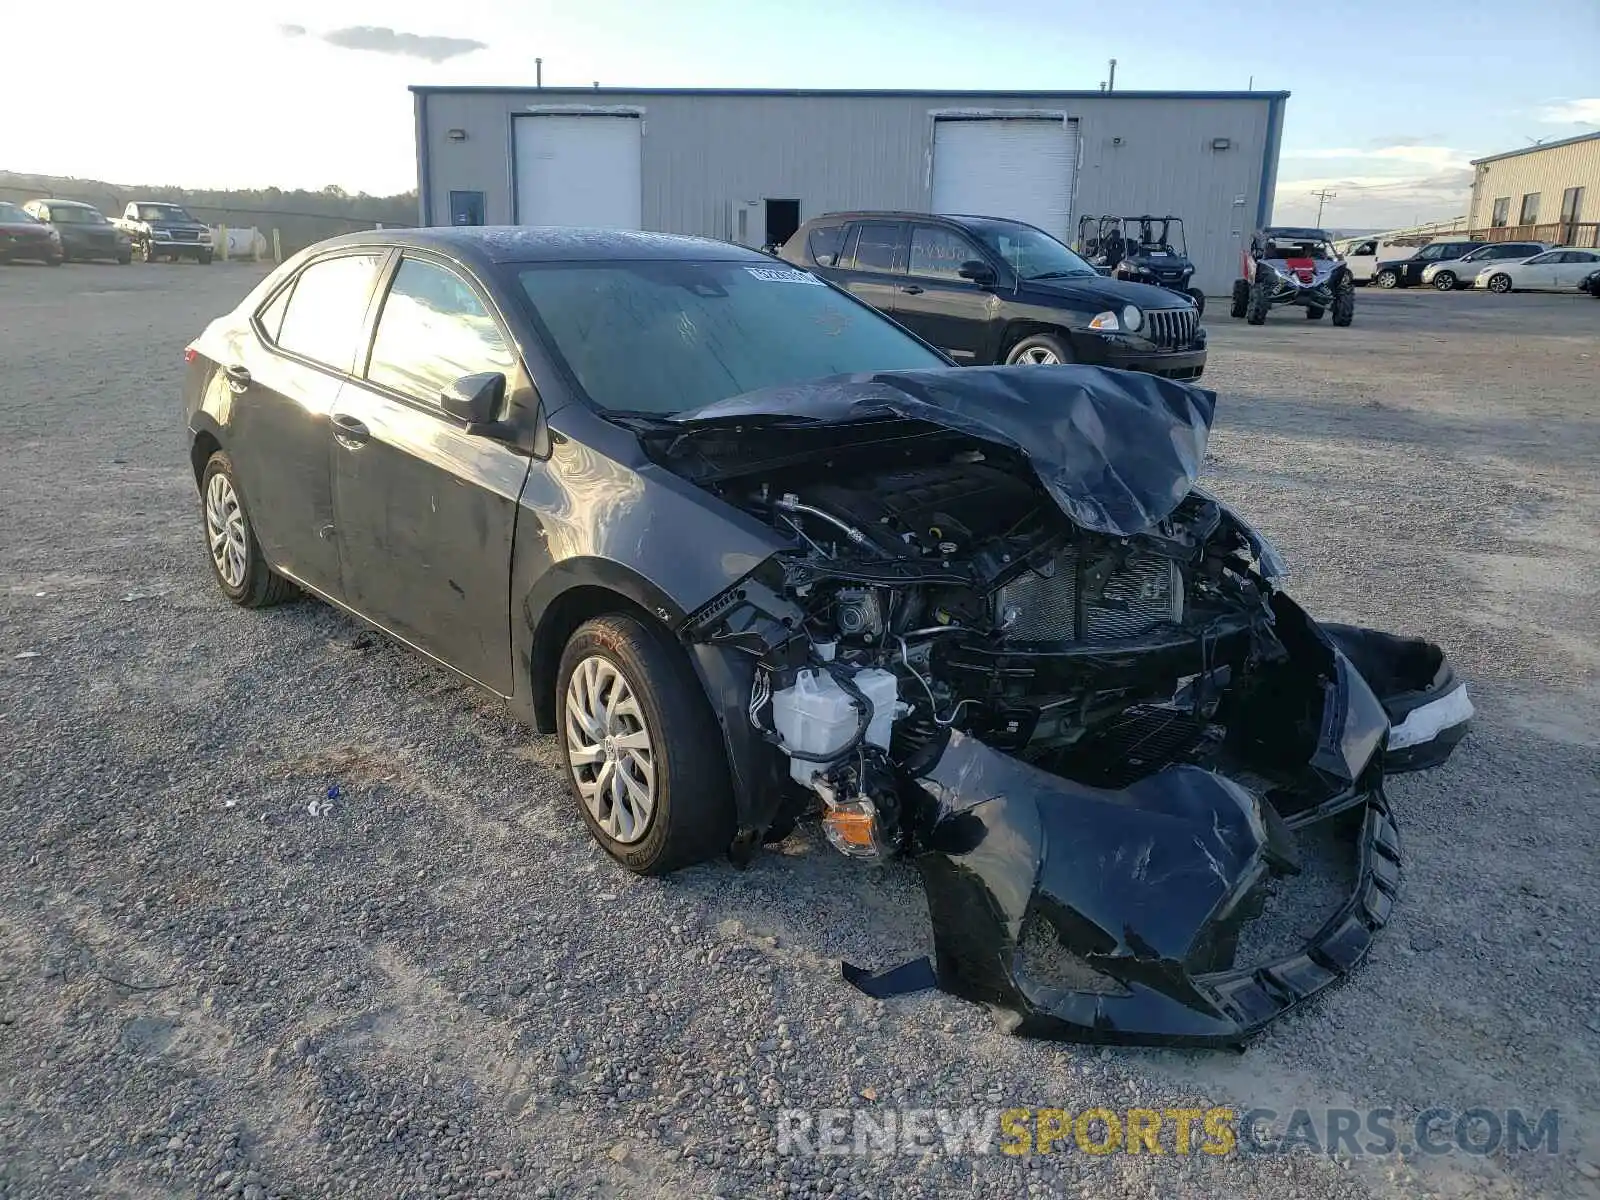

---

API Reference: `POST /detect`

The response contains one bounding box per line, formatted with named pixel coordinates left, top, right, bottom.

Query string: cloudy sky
left=2, top=0, right=1596, bottom=228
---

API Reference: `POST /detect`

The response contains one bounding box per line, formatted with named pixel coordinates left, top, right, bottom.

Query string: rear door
left=893, top=223, right=998, bottom=362
left=1513, top=251, right=1563, bottom=288
left=225, top=250, right=384, bottom=598
left=330, top=252, right=532, bottom=691
left=1553, top=250, right=1600, bottom=287
left=832, top=221, right=908, bottom=315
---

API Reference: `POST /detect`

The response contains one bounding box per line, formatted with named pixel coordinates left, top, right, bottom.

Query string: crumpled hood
left=673, top=366, right=1216, bottom=536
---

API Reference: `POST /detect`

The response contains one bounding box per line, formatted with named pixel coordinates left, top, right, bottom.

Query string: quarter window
left=908, top=226, right=981, bottom=280
left=366, top=257, right=516, bottom=405
left=843, top=222, right=905, bottom=274
left=275, top=253, right=382, bottom=371
left=806, top=224, right=847, bottom=268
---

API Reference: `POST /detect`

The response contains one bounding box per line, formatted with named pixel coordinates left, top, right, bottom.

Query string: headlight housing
left=1121, top=304, right=1143, bottom=332
left=1087, top=310, right=1120, bottom=331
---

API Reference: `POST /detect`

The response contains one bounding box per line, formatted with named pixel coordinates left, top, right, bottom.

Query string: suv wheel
left=1185, top=287, right=1206, bottom=316
left=1004, top=333, right=1074, bottom=365
left=1332, top=282, right=1355, bottom=327
left=1229, top=279, right=1250, bottom=319
left=1433, top=271, right=1457, bottom=291
left=557, top=614, right=734, bottom=875
left=1245, top=278, right=1272, bottom=324
left=1375, top=269, right=1399, bottom=288
left=199, top=452, right=297, bottom=607
left=1487, top=273, right=1513, bottom=294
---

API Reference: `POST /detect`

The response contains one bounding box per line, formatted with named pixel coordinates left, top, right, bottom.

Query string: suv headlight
left=1121, top=305, right=1143, bottom=332
left=1088, top=310, right=1121, bottom=331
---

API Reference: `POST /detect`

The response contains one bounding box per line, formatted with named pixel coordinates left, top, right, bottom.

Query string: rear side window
left=843, top=222, right=905, bottom=274
left=806, top=224, right=846, bottom=267
left=276, top=253, right=382, bottom=371
left=366, top=257, right=517, bottom=405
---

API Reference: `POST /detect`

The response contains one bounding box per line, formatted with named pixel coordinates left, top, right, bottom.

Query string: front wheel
left=558, top=614, right=734, bottom=875
left=116, top=250, right=132, bottom=265
left=1245, top=278, right=1272, bottom=324
left=198, top=249, right=213, bottom=265
left=199, top=452, right=297, bottom=608
left=1004, top=332, right=1075, bottom=365
left=1332, top=286, right=1355, bottom=327
left=1487, top=273, right=1513, bottom=294
left=1433, top=271, right=1457, bottom=291
left=1375, top=269, right=1399, bottom=289
left=1229, top=279, right=1249, bottom=319
left=1185, top=287, right=1206, bottom=316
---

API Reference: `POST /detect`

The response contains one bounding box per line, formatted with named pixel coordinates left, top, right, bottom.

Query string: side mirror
left=440, top=372, right=506, bottom=425
left=957, top=260, right=996, bottom=286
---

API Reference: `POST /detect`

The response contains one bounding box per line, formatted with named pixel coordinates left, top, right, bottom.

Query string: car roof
left=33, top=198, right=98, bottom=209
left=804, top=211, right=1033, bottom=228
left=312, top=226, right=773, bottom=267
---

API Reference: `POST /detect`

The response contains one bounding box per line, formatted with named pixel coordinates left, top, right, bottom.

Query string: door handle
left=223, top=364, right=251, bottom=393
left=331, top=413, right=370, bottom=448
left=900, top=285, right=925, bottom=295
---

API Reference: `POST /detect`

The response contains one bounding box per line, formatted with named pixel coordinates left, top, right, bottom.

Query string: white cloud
left=1539, top=98, right=1600, bottom=125
left=1283, top=145, right=1469, bottom=169
left=1274, top=168, right=1473, bottom=229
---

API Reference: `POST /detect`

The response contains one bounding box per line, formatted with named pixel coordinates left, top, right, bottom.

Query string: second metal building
left=411, top=86, right=1289, bottom=293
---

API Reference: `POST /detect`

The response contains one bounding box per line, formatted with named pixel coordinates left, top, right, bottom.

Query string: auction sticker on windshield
left=746, top=266, right=824, bottom=284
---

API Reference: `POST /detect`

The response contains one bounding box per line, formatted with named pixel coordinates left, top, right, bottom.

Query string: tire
left=1487, top=273, right=1513, bottom=294
left=1433, top=271, right=1457, bottom=291
left=1375, top=269, right=1399, bottom=289
left=116, top=250, right=132, bottom=265
left=1229, top=279, right=1249, bottom=319
left=1305, top=305, right=1325, bottom=320
left=1004, top=332, right=1075, bottom=366
left=1245, top=278, right=1272, bottom=324
left=46, top=256, right=62, bottom=268
left=199, top=249, right=213, bottom=265
left=1185, top=287, right=1206, bottom=316
left=198, top=451, right=297, bottom=608
left=557, top=614, right=735, bottom=875
left=1332, top=283, right=1355, bottom=327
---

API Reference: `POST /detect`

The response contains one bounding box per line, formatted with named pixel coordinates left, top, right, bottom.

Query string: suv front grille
left=1145, top=307, right=1197, bottom=349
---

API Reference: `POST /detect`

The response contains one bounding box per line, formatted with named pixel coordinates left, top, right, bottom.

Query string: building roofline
left=1471, top=130, right=1600, bottom=166
left=408, top=84, right=1290, bottom=101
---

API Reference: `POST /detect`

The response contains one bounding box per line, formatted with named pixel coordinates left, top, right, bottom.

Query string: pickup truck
left=112, top=201, right=213, bottom=263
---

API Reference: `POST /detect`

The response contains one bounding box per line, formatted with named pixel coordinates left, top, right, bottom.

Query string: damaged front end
left=653, top=366, right=1470, bottom=1046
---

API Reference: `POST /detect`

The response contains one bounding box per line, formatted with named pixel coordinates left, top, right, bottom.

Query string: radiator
left=996, top=548, right=1182, bottom=643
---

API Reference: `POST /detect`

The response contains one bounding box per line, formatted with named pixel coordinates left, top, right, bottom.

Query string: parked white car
left=1474, top=248, right=1600, bottom=293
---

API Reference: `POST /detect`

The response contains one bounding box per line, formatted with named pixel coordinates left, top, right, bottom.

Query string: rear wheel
left=1004, top=332, right=1075, bottom=365
left=1332, top=281, right=1355, bottom=327
left=1375, top=268, right=1399, bottom=289
left=1245, top=278, right=1272, bottom=324
left=1432, top=271, right=1457, bottom=291
left=557, top=614, right=734, bottom=874
left=1487, top=273, right=1513, bottom=294
left=1229, top=279, right=1250, bottom=319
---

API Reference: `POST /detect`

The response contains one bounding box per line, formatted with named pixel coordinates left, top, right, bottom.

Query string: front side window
left=1415, top=244, right=1447, bottom=261
left=1490, top=197, right=1510, bottom=227
left=1523, top=252, right=1560, bottom=265
left=367, top=257, right=516, bottom=404
left=0, top=202, right=37, bottom=223
left=908, top=226, right=981, bottom=280
left=843, top=222, right=905, bottom=273
left=1518, top=193, right=1541, bottom=224
left=274, top=253, right=382, bottom=371
left=50, top=206, right=102, bottom=224
left=965, top=218, right=1097, bottom=280
left=1351, top=240, right=1376, bottom=256
left=515, top=259, right=947, bottom=415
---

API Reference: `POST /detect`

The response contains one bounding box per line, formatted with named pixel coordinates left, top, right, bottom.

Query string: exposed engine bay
left=652, top=367, right=1472, bottom=1046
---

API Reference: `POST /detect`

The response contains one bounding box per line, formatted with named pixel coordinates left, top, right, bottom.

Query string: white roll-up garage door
left=931, top=117, right=1078, bottom=240
left=513, top=115, right=642, bottom=229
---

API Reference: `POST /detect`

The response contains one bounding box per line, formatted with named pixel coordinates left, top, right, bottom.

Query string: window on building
left=842, top=222, right=905, bottom=274
left=1490, top=197, right=1510, bottom=227
left=908, top=226, right=982, bottom=280
left=1518, top=193, right=1541, bottom=225
left=367, top=257, right=516, bottom=405
left=275, top=253, right=382, bottom=371
left=1560, top=186, right=1585, bottom=224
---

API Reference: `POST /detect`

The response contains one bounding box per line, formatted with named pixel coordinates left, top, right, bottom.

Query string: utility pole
left=536, top=58, right=543, bottom=88
left=1312, top=188, right=1337, bottom=226
left=1107, top=58, right=1117, bottom=92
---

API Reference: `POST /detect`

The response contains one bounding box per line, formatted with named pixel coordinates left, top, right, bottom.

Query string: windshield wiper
left=1027, top=270, right=1094, bottom=280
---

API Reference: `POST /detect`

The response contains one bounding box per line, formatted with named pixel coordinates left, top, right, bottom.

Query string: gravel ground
left=1, top=262, right=1596, bottom=1200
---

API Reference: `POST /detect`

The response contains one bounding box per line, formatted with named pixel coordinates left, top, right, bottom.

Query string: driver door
left=330, top=252, right=533, bottom=691
left=892, top=224, right=999, bottom=362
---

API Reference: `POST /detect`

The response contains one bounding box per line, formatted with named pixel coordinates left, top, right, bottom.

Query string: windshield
left=138, top=204, right=196, bottom=222
left=962, top=219, right=1098, bottom=280
left=516, top=260, right=947, bottom=415
left=49, top=206, right=106, bottom=224
left=0, top=202, right=36, bottom=223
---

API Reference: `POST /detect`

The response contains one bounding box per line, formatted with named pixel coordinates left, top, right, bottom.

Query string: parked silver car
left=1419, top=241, right=1546, bottom=291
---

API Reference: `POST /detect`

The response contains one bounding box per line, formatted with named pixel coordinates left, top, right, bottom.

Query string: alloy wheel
left=1015, top=346, right=1061, bottom=365
left=1489, top=274, right=1512, bottom=294
left=564, top=655, right=656, bottom=844
left=204, top=472, right=248, bottom=589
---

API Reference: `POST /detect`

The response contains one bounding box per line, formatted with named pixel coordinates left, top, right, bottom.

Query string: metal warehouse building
left=1467, top=131, right=1600, bottom=245
left=411, top=86, right=1288, bottom=293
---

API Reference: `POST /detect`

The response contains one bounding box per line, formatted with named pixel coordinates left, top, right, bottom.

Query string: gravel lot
left=2, top=262, right=1597, bottom=1200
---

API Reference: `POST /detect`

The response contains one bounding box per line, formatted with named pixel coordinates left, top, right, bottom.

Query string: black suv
left=778, top=212, right=1206, bottom=380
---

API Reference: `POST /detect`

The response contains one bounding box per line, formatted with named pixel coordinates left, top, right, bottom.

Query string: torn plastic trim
left=1386, top=684, right=1473, bottom=751
left=1320, top=623, right=1473, bottom=774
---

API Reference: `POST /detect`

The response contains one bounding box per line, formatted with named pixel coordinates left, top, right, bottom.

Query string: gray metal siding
left=419, top=89, right=1283, bottom=293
